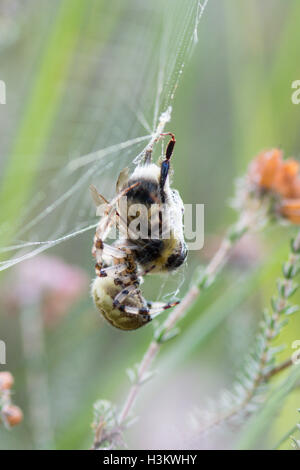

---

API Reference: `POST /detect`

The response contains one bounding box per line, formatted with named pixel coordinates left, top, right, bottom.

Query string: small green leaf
left=283, top=305, right=300, bottom=316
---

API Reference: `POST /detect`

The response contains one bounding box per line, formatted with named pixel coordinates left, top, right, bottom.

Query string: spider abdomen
left=92, top=277, right=151, bottom=331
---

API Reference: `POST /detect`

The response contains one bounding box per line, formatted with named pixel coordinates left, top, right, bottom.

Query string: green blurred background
left=0, top=0, right=300, bottom=449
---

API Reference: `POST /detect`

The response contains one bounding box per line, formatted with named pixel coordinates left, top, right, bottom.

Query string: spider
left=91, top=133, right=187, bottom=330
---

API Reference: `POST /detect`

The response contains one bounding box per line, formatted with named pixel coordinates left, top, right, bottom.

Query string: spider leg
left=90, top=181, right=140, bottom=210
left=95, top=263, right=127, bottom=278
left=146, top=300, right=180, bottom=309
left=89, top=184, right=109, bottom=207
left=113, top=272, right=140, bottom=286
left=146, top=300, right=180, bottom=318
left=144, top=147, right=153, bottom=164
left=95, top=205, right=130, bottom=246
left=92, top=182, right=140, bottom=243
left=90, top=185, right=118, bottom=244
left=109, top=181, right=140, bottom=208
left=113, top=284, right=139, bottom=308
left=116, top=299, right=180, bottom=318
left=92, top=196, right=118, bottom=256
left=93, top=236, right=125, bottom=262
left=116, top=215, right=132, bottom=239
left=139, top=265, right=156, bottom=276
left=116, top=198, right=147, bottom=241
left=117, top=304, right=150, bottom=317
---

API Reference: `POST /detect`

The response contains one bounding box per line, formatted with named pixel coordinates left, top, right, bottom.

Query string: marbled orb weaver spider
left=91, top=133, right=187, bottom=331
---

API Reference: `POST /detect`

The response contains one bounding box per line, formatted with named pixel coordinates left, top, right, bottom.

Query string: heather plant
left=91, top=149, right=300, bottom=449
left=0, top=372, right=23, bottom=428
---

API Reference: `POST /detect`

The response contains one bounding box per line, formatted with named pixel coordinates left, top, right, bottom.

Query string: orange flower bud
left=2, top=405, right=23, bottom=426
left=280, top=199, right=300, bottom=224
left=247, top=149, right=300, bottom=224
left=248, top=149, right=300, bottom=196
left=0, top=372, right=14, bottom=390
left=248, top=149, right=283, bottom=189
left=273, top=158, right=300, bottom=198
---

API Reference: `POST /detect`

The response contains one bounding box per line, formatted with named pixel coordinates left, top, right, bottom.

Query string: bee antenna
left=159, top=133, right=176, bottom=191
left=161, top=133, right=176, bottom=161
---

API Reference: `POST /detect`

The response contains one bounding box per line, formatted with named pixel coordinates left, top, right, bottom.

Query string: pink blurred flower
left=2, top=255, right=89, bottom=326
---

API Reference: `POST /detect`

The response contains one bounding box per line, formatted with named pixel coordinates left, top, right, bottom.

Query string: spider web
left=0, top=0, right=209, bottom=272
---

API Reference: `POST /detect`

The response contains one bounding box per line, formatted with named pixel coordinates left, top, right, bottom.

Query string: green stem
left=197, top=229, right=300, bottom=438
left=273, top=424, right=299, bottom=450
left=118, top=214, right=251, bottom=431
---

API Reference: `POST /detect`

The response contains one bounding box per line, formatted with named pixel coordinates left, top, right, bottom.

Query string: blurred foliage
left=0, top=0, right=300, bottom=450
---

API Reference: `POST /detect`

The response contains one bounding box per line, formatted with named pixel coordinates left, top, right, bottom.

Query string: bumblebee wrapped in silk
left=91, top=133, right=187, bottom=331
